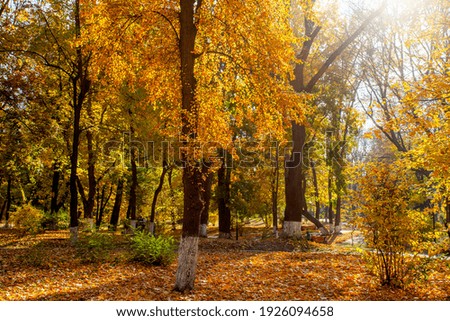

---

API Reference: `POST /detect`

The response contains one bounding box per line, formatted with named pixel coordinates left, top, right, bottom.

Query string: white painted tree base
left=86, top=218, right=94, bottom=230
left=199, top=224, right=207, bottom=238
left=174, top=236, right=199, bottom=292
left=219, top=232, right=231, bottom=239
left=282, top=221, right=302, bottom=238
left=334, top=224, right=342, bottom=234
left=148, top=222, right=156, bottom=235
left=70, top=226, right=78, bottom=244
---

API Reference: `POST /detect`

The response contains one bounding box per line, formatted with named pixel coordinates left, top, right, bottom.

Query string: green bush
left=11, top=204, right=44, bottom=235
left=76, top=232, right=113, bottom=263
left=41, top=210, right=69, bottom=230
left=131, top=231, right=176, bottom=266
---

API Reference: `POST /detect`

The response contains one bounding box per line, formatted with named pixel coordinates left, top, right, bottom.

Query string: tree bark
left=327, top=174, right=334, bottom=225
left=174, top=0, right=204, bottom=292
left=217, top=152, right=232, bottom=239
left=127, top=121, right=138, bottom=225
left=284, top=3, right=385, bottom=238
left=69, top=0, right=90, bottom=243
left=200, top=164, right=213, bottom=238
left=50, top=162, right=61, bottom=215
left=3, top=177, right=11, bottom=226
left=85, top=128, right=96, bottom=219
left=283, top=123, right=305, bottom=237
left=109, top=179, right=124, bottom=230
left=96, top=185, right=112, bottom=228
left=446, top=197, right=450, bottom=226
left=150, top=162, right=169, bottom=235
left=310, top=159, right=321, bottom=220
left=335, top=195, right=341, bottom=233
left=272, top=144, right=280, bottom=237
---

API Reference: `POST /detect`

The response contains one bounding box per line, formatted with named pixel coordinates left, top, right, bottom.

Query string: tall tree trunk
left=174, top=0, right=204, bottom=292
left=200, top=164, right=213, bottom=238
left=96, top=185, right=112, bottom=228
left=50, top=162, right=61, bottom=215
left=327, top=173, right=333, bottom=225
left=85, top=128, right=96, bottom=220
left=69, top=0, right=90, bottom=243
left=284, top=3, right=384, bottom=238
left=310, top=159, right=321, bottom=220
left=283, top=123, right=306, bottom=237
left=69, top=101, right=81, bottom=242
left=0, top=200, right=6, bottom=223
left=127, top=121, right=138, bottom=228
left=167, top=167, right=177, bottom=231
left=272, top=144, right=280, bottom=237
left=445, top=197, right=450, bottom=239
left=335, top=195, right=341, bottom=233
left=217, top=152, right=232, bottom=239
left=149, top=163, right=169, bottom=235
left=109, top=179, right=124, bottom=230
left=3, top=177, right=11, bottom=226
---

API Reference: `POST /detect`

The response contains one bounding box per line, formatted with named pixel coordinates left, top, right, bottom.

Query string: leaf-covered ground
left=1, top=228, right=449, bottom=301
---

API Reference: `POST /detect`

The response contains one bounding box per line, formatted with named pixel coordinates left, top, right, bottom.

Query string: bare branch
left=305, top=3, right=386, bottom=92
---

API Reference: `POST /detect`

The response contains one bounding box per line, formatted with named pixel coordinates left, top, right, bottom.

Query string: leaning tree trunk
left=174, top=0, right=204, bottom=292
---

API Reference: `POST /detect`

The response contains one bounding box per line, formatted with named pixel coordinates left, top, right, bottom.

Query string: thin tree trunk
left=3, top=177, right=11, bottom=226
left=217, top=152, right=231, bottom=239
left=69, top=0, right=90, bottom=243
left=167, top=168, right=178, bottom=231
left=0, top=200, right=6, bottom=222
left=109, top=179, right=124, bottom=230
left=310, top=159, right=320, bottom=220
left=272, top=145, right=280, bottom=237
left=69, top=100, right=81, bottom=242
left=327, top=173, right=333, bottom=225
left=85, top=128, right=96, bottom=220
left=150, top=163, right=169, bottom=235
left=200, top=164, right=213, bottom=238
left=50, top=162, right=61, bottom=215
left=127, top=120, right=138, bottom=228
left=335, top=195, right=341, bottom=233
left=96, top=185, right=112, bottom=228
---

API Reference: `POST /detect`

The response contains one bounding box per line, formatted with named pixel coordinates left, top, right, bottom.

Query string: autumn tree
left=283, top=0, right=385, bottom=237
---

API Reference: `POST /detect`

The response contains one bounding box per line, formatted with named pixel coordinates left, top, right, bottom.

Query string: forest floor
left=1, top=226, right=450, bottom=301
